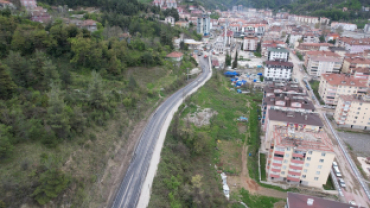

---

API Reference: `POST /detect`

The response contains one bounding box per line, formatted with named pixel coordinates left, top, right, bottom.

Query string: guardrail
left=323, top=113, right=370, bottom=201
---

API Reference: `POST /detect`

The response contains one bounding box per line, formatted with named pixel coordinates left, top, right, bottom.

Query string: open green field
left=148, top=71, right=285, bottom=207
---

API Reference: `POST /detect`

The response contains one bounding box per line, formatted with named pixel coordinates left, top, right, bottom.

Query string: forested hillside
left=0, top=1, right=197, bottom=206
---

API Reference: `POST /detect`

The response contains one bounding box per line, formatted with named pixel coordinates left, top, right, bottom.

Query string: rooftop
left=344, top=56, right=370, bottom=65
left=166, top=51, right=184, bottom=58
left=269, top=108, right=323, bottom=127
left=287, top=192, right=358, bottom=208
left=263, top=94, right=315, bottom=110
left=339, top=94, right=370, bottom=103
left=321, top=74, right=368, bottom=87
left=306, top=50, right=340, bottom=57
left=268, top=47, right=289, bottom=53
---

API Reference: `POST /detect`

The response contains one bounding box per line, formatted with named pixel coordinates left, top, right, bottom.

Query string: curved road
left=111, top=57, right=212, bottom=208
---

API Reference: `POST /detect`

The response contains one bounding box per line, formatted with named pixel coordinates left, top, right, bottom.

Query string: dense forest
left=0, top=0, right=197, bottom=205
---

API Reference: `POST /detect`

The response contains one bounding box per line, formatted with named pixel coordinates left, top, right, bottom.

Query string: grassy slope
left=0, top=63, right=190, bottom=208
left=149, top=71, right=282, bottom=207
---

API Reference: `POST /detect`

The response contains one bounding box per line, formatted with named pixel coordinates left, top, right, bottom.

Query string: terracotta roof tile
left=166, top=51, right=183, bottom=58
left=322, top=73, right=368, bottom=87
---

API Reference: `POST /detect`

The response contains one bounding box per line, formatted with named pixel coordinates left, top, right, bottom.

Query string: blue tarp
left=238, top=116, right=248, bottom=121
left=257, top=72, right=263, bottom=75
left=230, top=78, right=238, bottom=82
left=224, top=71, right=240, bottom=76
left=235, top=80, right=247, bottom=87
left=253, top=79, right=257, bottom=82
left=257, top=65, right=262, bottom=68
left=237, top=89, right=242, bottom=93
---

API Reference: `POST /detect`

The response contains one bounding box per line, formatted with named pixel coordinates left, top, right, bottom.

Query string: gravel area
left=338, top=132, right=370, bottom=157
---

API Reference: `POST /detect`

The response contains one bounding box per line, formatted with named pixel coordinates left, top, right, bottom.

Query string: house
left=0, top=0, right=16, bottom=10
left=343, top=7, right=348, bottom=12
left=165, top=16, right=175, bottom=26
left=261, top=40, right=286, bottom=57
left=82, top=19, right=97, bottom=32
left=20, top=0, right=36, bottom=8
left=302, top=32, right=319, bottom=43
left=296, top=43, right=333, bottom=55
left=331, top=22, right=357, bottom=31
left=175, top=21, right=188, bottom=28
left=318, top=74, right=368, bottom=105
left=286, top=192, right=357, bottom=208
left=31, top=11, right=51, bottom=23
left=166, top=51, right=184, bottom=62
left=119, top=32, right=131, bottom=43
left=326, top=33, right=339, bottom=42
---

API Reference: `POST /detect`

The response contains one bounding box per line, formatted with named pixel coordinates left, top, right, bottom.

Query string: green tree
left=319, top=35, right=325, bottom=43
left=31, top=169, right=70, bottom=205
left=232, top=50, right=238, bottom=69
left=88, top=71, right=108, bottom=110
left=0, top=63, right=16, bottom=99
left=0, top=124, right=13, bottom=159
left=47, top=83, right=70, bottom=140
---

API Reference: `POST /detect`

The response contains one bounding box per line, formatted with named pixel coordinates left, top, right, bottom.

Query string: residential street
left=290, top=52, right=370, bottom=207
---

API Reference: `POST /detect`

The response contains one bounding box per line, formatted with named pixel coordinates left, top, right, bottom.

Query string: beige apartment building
left=334, top=95, right=370, bottom=130
left=265, top=123, right=334, bottom=188
left=342, top=56, right=370, bottom=74
left=318, top=74, right=368, bottom=105
left=304, top=51, right=343, bottom=76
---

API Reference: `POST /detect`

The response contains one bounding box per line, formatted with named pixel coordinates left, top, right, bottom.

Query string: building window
left=302, top=175, right=306, bottom=178
left=358, top=107, right=361, bottom=110
left=314, top=177, right=319, bottom=181
left=305, top=163, right=310, bottom=167
left=308, top=151, right=312, bottom=155
left=281, top=171, right=285, bottom=174
left=321, top=153, right=326, bottom=157
left=287, top=147, right=290, bottom=151
left=319, top=159, right=324, bottom=163
left=304, top=169, right=308, bottom=173
left=318, top=165, right=322, bottom=169
left=286, top=154, right=290, bottom=157
left=307, top=157, right=311, bottom=161
left=284, top=160, right=287, bottom=163
left=316, top=171, right=320, bottom=175
left=355, top=116, right=358, bottom=119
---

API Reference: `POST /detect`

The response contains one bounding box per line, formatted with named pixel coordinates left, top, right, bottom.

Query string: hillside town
left=1, top=0, right=370, bottom=207
left=145, top=1, right=370, bottom=207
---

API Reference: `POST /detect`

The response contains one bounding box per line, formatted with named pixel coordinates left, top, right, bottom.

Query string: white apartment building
left=264, top=61, right=293, bottom=81
left=243, top=37, right=258, bottom=51
left=334, top=95, right=370, bottom=130
left=305, top=52, right=343, bottom=76
left=197, top=14, right=210, bottom=36
left=319, top=74, right=369, bottom=105
left=268, top=47, right=290, bottom=62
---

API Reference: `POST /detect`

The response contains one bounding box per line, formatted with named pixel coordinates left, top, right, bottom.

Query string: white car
left=338, top=178, right=346, bottom=188
left=334, top=167, right=342, bottom=177
left=332, top=161, right=338, bottom=168
left=349, top=201, right=357, bottom=205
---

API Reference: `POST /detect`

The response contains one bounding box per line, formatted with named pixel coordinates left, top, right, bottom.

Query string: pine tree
left=88, top=71, right=107, bottom=110
left=0, top=63, right=16, bottom=100
left=47, top=83, right=70, bottom=140
left=232, top=50, right=238, bottom=69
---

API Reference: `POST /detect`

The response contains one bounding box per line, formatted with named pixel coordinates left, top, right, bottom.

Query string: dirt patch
left=274, top=201, right=286, bottom=208
left=237, top=123, right=247, bottom=133
left=227, top=145, right=287, bottom=199
left=184, top=106, right=218, bottom=127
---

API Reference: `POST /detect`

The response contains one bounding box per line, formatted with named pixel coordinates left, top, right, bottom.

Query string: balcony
left=291, top=159, right=304, bottom=164
left=269, top=173, right=280, bottom=178
left=272, top=168, right=281, bottom=172
left=292, top=153, right=305, bottom=158
left=287, top=176, right=300, bottom=182
left=289, top=164, right=303, bottom=170
left=273, top=157, right=284, bottom=161
left=274, top=151, right=285, bottom=155
left=288, top=170, right=301, bottom=175
left=272, top=163, right=282, bottom=167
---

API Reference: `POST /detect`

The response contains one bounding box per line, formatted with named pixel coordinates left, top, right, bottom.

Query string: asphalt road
left=111, top=57, right=211, bottom=208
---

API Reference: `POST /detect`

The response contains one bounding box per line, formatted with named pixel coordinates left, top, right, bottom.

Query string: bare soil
left=227, top=145, right=287, bottom=199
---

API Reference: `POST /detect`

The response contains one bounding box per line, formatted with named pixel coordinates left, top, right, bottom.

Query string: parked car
left=349, top=201, right=357, bottom=205
left=334, top=167, right=342, bottom=177
left=332, top=161, right=338, bottom=168
left=338, top=178, right=346, bottom=188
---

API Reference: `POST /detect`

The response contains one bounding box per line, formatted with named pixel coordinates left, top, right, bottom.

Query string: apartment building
left=319, top=74, right=368, bottom=105
left=268, top=47, right=289, bottom=62
left=304, top=51, right=343, bottom=76
left=261, top=82, right=311, bottom=126
left=286, top=192, right=357, bottom=208
left=296, top=43, right=333, bottom=55
left=351, top=67, right=370, bottom=83
left=334, top=95, right=370, bottom=130
left=261, top=94, right=315, bottom=130
left=336, top=37, right=370, bottom=54
left=243, top=36, right=258, bottom=51
left=342, top=56, right=370, bottom=73
left=265, top=112, right=334, bottom=188
left=197, top=14, right=210, bottom=36
left=263, top=61, right=294, bottom=81
left=261, top=40, right=286, bottom=56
